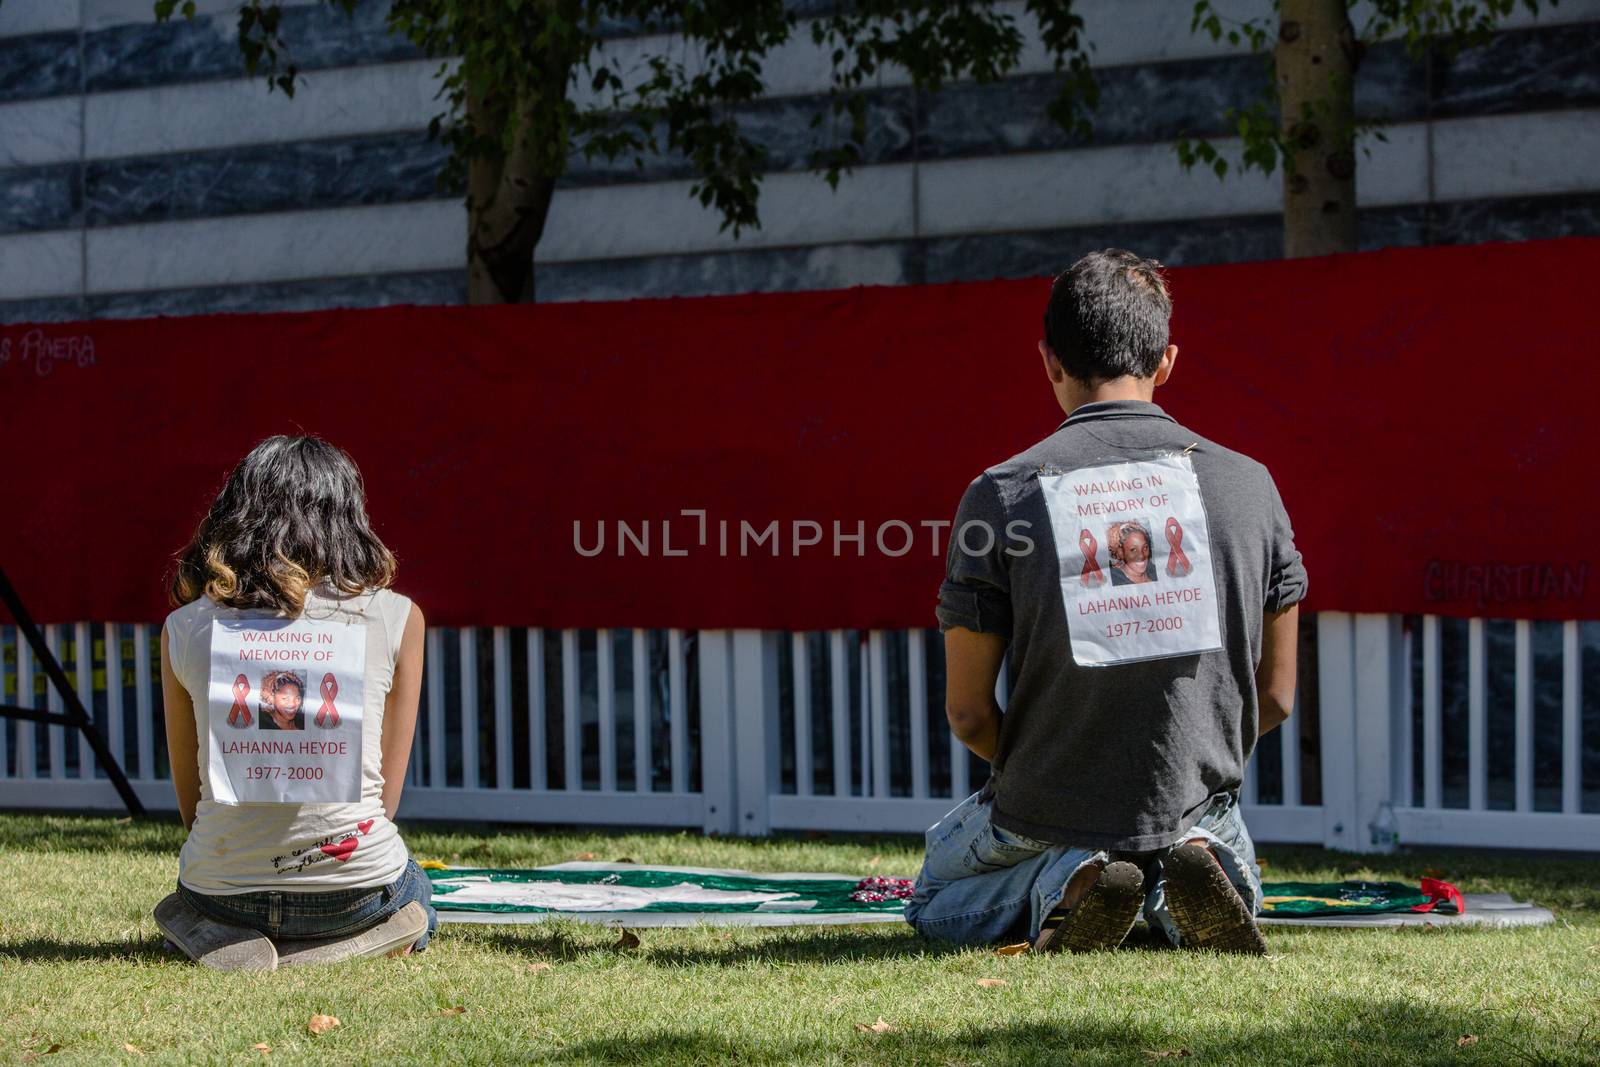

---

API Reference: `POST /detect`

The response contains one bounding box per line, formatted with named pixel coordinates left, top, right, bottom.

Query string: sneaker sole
left=1035, top=861, right=1145, bottom=953
left=1163, top=844, right=1268, bottom=955
left=276, top=902, right=430, bottom=967
left=153, top=893, right=278, bottom=972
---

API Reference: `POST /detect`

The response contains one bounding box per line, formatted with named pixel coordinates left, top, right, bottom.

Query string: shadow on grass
left=0, top=936, right=173, bottom=964
left=469, top=923, right=945, bottom=966
left=545, top=997, right=1591, bottom=1067
left=0, top=812, right=185, bottom=855
left=466, top=919, right=1179, bottom=967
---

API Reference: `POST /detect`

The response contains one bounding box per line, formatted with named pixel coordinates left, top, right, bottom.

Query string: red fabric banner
left=1, top=237, right=1593, bottom=627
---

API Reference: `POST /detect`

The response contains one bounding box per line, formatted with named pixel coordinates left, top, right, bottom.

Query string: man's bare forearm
left=950, top=700, right=1001, bottom=763
left=1257, top=699, right=1290, bottom=739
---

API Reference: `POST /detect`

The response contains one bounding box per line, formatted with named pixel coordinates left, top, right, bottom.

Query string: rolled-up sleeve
left=935, top=473, right=1014, bottom=638
left=1264, top=472, right=1308, bottom=613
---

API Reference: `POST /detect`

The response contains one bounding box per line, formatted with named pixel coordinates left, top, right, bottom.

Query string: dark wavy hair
left=171, top=436, right=396, bottom=617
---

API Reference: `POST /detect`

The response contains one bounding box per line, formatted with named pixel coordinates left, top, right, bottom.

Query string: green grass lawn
left=1, top=814, right=1597, bottom=1066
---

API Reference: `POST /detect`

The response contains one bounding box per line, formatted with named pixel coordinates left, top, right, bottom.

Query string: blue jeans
left=179, top=858, right=438, bottom=950
left=903, top=790, right=1262, bottom=947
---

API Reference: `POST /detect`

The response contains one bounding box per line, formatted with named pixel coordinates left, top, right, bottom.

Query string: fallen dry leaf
left=573, top=851, right=598, bottom=861
left=123, top=1044, right=145, bottom=1057
left=1457, top=1034, right=1479, bottom=1047
left=528, top=962, right=555, bottom=974
left=854, top=1017, right=896, bottom=1034
left=994, top=942, right=1030, bottom=957
left=253, top=1044, right=272, bottom=1055
left=115, top=816, right=134, bottom=826
left=306, top=1015, right=340, bottom=1036
left=615, top=929, right=641, bottom=950
left=613, top=856, right=635, bottom=863
left=1143, top=1050, right=1191, bottom=1059
left=1255, top=858, right=1269, bottom=869
left=1424, top=867, right=1446, bottom=879
left=437, top=1006, right=467, bottom=1017
left=975, top=978, right=1007, bottom=988
left=21, top=1046, right=62, bottom=1062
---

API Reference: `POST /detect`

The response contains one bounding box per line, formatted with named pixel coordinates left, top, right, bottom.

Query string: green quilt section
left=427, top=868, right=1439, bottom=919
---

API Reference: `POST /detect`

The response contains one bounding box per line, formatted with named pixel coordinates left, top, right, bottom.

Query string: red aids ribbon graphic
left=1079, top=530, right=1104, bottom=587
left=315, top=673, right=340, bottom=728
left=228, top=674, right=252, bottom=728
left=1165, top=517, right=1193, bottom=578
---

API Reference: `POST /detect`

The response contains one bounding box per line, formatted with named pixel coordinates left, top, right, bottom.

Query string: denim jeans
left=903, top=790, right=1262, bottom=947
left=179, top=857, right=438, bottom=950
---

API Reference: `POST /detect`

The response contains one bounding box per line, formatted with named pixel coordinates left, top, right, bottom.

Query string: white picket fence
left=1, top=614, right=1595, bottom=853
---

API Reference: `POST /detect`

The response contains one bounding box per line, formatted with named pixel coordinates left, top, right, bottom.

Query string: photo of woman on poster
left=1109, top=521, right=1159, bottom=586
left=258, top=670, right=307, bottom=730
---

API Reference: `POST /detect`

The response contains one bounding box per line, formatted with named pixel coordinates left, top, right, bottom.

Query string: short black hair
left=1043, top=249, right=1172, bottom=383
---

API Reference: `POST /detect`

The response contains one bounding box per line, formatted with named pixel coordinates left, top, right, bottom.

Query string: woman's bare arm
left=159, top=628, right=200, bottom=830
left=380, top=603, right=426, bottom=821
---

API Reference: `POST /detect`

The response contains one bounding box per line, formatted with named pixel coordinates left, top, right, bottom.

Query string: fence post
left=1353, top=614, right=1402, bottom=853
left=1316, top=612, right=1358, bottom=851
left=1317, top=612, right=1402, bottom=853
left=731, top=629, right=779, bottom=835
left=697, top=631, right=738, bottom=835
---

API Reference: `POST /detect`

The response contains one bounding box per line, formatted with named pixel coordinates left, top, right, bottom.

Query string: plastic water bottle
left=1368, top=801, right=1399, bottom=852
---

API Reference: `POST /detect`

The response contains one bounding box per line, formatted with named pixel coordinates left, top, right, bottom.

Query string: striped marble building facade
left=2, top=0, right=1598, bottom=323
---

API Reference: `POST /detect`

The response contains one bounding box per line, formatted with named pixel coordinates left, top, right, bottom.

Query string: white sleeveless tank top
left=164, top=585, right=414, bottom=894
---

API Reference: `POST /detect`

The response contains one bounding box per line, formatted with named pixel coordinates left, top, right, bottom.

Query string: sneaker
left=276, top=902, right=430, bottom=967
left=153, top=893, right=278, bottom=972
left=1033, top=860, right=1145, bottom=953
left=1162, top=843, right=1268, bottom=955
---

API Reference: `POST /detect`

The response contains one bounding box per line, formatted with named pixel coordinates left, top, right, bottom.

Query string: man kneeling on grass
left=905, top=250, right=1306, bottom=955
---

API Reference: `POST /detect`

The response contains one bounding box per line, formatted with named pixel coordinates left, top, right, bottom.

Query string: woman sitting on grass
left=155, top=435, right=435, bottom=970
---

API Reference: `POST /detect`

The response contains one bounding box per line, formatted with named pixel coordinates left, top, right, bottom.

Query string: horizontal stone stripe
left=0, top=96, right=81, bottom=167
left=0, top=162, right=79, bottom=234
left=5, top=190, right=1595, bottom=324
left=0, top=0, right=81, bottom=39
left=10, top=0, right=1600, bottom=112
left=1433, top=19, right=1600, bottom=118
left=1434, top=109, right=1600, bottom=201
left=4, top=107, right=1594, bottom=300
left=3, top=0, right=770, bottom=40
left=82, top=1, right=421, bottom=95
left=1, top=0, right=1251, bottom=104
left=0, top=31, right=80, bottom=104
left=70, top=92, right=915, bottom=229
left=83, top=130, right=451, bottom=227
left=0, top=229, right=81, bottom=300
left=83, top=59, right=444, bottom=160
left=82, top=0, right=311, bottom=32
left=1, top=22, right=1591, bottom=232
left=8, top=17, right=1597, bottom=172
left=84, top=199, right=463, bottom=293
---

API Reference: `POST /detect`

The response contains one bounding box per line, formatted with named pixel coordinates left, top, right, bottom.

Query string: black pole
left=0, top=566, right=146, bottom=816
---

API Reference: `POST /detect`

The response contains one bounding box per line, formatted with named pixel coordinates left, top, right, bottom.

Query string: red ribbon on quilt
left=1411, top=877, right=1466, bottom=914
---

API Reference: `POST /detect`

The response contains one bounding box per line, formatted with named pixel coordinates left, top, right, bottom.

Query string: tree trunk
left=464, top=48, right=570, bottom=304
left=466, top=151, right=556, bottom=304
left=1275, top=0, right=1360, bottom=257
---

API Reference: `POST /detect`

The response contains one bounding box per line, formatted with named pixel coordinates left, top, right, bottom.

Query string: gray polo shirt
left=937, top=399, right=1307, bottom=850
